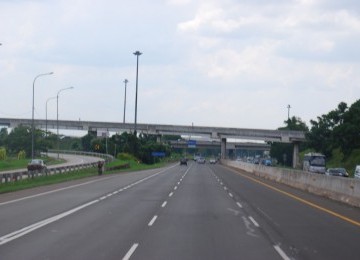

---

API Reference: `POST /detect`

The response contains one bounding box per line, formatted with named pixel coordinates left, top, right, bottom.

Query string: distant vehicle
left=303, top=153, right=326, bottom=174
left=325, top=168, right=349, bottom=177
left=355, top=165, right=360, bottom=178
left=180, top=158, right=187, bottom=166
left=262, top=159, right=272, bottom=166
left=194, top=153, right=201, bottom=161
left=197, top=157, right=206, bottom=164
left=27, top=159, right=48, bottom=174
left=209, top=158, right=216, bottom=164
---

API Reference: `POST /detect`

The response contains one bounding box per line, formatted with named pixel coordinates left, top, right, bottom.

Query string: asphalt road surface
left=0, top=161, right=359, bottom=260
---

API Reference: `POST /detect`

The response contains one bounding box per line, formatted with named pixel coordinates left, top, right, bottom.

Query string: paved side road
left=0, top=162, right=359, bottom=259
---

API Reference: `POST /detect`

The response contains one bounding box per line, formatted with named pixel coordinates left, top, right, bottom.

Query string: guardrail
left=221, top=159, right=360, bottom=208
left=1, top=163, right=99, bottom=183
left=0, top=150, right=114, bottom=184
left=48, top=150, right=114, bottom=163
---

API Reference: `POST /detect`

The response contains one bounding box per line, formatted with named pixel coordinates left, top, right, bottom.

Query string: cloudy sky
left=1, top=0, right=360, bottom=132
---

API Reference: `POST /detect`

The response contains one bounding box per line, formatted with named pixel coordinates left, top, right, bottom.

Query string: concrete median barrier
left=222, top=160, right=360, bottom=208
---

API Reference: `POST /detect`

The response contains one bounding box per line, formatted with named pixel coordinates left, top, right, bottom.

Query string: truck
left=302, top=153, right=326, bottom=174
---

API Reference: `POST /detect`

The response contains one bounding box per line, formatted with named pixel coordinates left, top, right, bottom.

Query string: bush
left=17, top=150, right=26, bottom=160
left=117, top=153, right=137, bottom=161
left=0, top=147, right=6, bottom=160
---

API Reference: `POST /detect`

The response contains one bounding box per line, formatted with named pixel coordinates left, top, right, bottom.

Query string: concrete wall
left=222, top=160, right=360, bottom=208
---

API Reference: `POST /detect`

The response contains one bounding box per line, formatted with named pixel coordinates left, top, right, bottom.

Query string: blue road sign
left=152, top=152, right=166, bottom=157
left=187, top=140, right=197, bottom=148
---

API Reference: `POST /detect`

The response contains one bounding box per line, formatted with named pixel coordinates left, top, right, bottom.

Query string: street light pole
left=45, top=96, right=57, bottom=137
left=123, top=79, right=128, bottom=124
left=287, top=104, right=291, bottom=121
left=31, top=72, right=53, bottom=159
left=57, top=86, right=74, bottom=159
left=133, top=51, right=142, bottom=135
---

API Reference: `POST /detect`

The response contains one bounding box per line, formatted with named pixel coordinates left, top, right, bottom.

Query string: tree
left=334, top=100, right=360, bottom=155
left=7, top=125, right=32, bottom=156
left=270, top=116, right=308, bottom=166
left=81, top=131, right=97, bottom=151
left=0, top=128, right=8, bottom=147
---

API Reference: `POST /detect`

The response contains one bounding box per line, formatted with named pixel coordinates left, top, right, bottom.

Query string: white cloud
left=1, top=0, right=360, bottom=132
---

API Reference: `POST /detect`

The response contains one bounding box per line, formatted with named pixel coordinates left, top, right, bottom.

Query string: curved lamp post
left=133, top=51, right=142, bottom=134
left=57, top=86, right=74, bottom=159
left=31, top=72, right=54, bottom=159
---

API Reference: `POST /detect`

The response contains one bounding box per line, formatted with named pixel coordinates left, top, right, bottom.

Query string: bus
left=303, top=153, right=326, bottom=174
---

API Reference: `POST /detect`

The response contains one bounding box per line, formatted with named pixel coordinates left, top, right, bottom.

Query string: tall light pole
left=57, top=86, right=74, bottom=159
left=31, top=72, right=54, bottom=159
left=133, top=51, right=142, bottom=135
left=123, top=79, right=128, bottom=124
left=287, top=104, right=291, bottom=121
left=45, top=96, right=57, bottom=137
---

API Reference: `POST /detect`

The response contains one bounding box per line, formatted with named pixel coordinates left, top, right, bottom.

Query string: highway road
left=0, top=161, right=359, bottom=259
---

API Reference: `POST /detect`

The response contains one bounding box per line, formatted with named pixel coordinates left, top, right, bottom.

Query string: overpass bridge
left=0, top=117, right=306, bottom=167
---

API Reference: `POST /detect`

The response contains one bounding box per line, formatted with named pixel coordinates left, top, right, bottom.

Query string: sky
left=1, top=0, right=360, bottom=132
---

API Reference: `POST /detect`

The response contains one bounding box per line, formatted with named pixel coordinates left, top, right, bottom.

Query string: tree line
left=0, top=125, right=175, bottom=164
left=270, top=99, right=360, bottom=166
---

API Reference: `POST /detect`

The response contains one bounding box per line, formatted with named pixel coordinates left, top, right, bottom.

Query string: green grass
left=0, top=156, right=65, bottom=172
left=0, top=158, right=171, bottom=194
left=0, top=158, right=29, bottom=171
left=0, top=167, right=98, bottom=193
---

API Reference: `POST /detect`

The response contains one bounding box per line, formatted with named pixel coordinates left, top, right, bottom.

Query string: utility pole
left=133, top=51, right=142, bottom=135
left=287, top=104, right=291, bottom=121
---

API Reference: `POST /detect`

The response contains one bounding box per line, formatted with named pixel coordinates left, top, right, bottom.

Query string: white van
left=355, top=165, right=360, bottom=178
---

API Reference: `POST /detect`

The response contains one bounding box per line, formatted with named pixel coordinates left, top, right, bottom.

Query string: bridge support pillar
left=292, top=142, right=300, bottom=168
left=221, top=138, right=227, bottom=159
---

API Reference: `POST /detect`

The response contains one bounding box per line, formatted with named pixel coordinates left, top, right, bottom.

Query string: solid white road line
left=273, top=245, right=291, bottom=260
left=0, top=200, right=99, bottom=246
left=148, top=215, right=158, bottom=226
left=0, top=165, right=179, bottom=246
left=123, top=243, right=139, bottom=260
left=0, top=178, right=111, bottom=206
left=248, top=216, right=260, bottom=227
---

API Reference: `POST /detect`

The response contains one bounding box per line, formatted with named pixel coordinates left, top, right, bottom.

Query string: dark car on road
left=180, top=158, right=187, bottom=166
left=27, top=159, right=48, bottom=174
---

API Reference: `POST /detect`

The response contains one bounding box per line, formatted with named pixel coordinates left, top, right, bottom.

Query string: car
left=355, top=165, right=360, bottom=178
left=180, top=158, right=187, bottom=166
left=197, top=157, right=206, bottom=164
left=261, top=159, right=272, bottom=166
left=325, top=168, right=349, bottom=177
left=209, top=158, right=216, bottom=164
left=27, top=159, right=48, bottom=174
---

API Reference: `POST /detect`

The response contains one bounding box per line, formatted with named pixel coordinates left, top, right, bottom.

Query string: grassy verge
left=0, top=156, right=65, bottom=172
left=0, top=158, right=171, bottom=194
left=0, top=167, right=98, bottom=194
